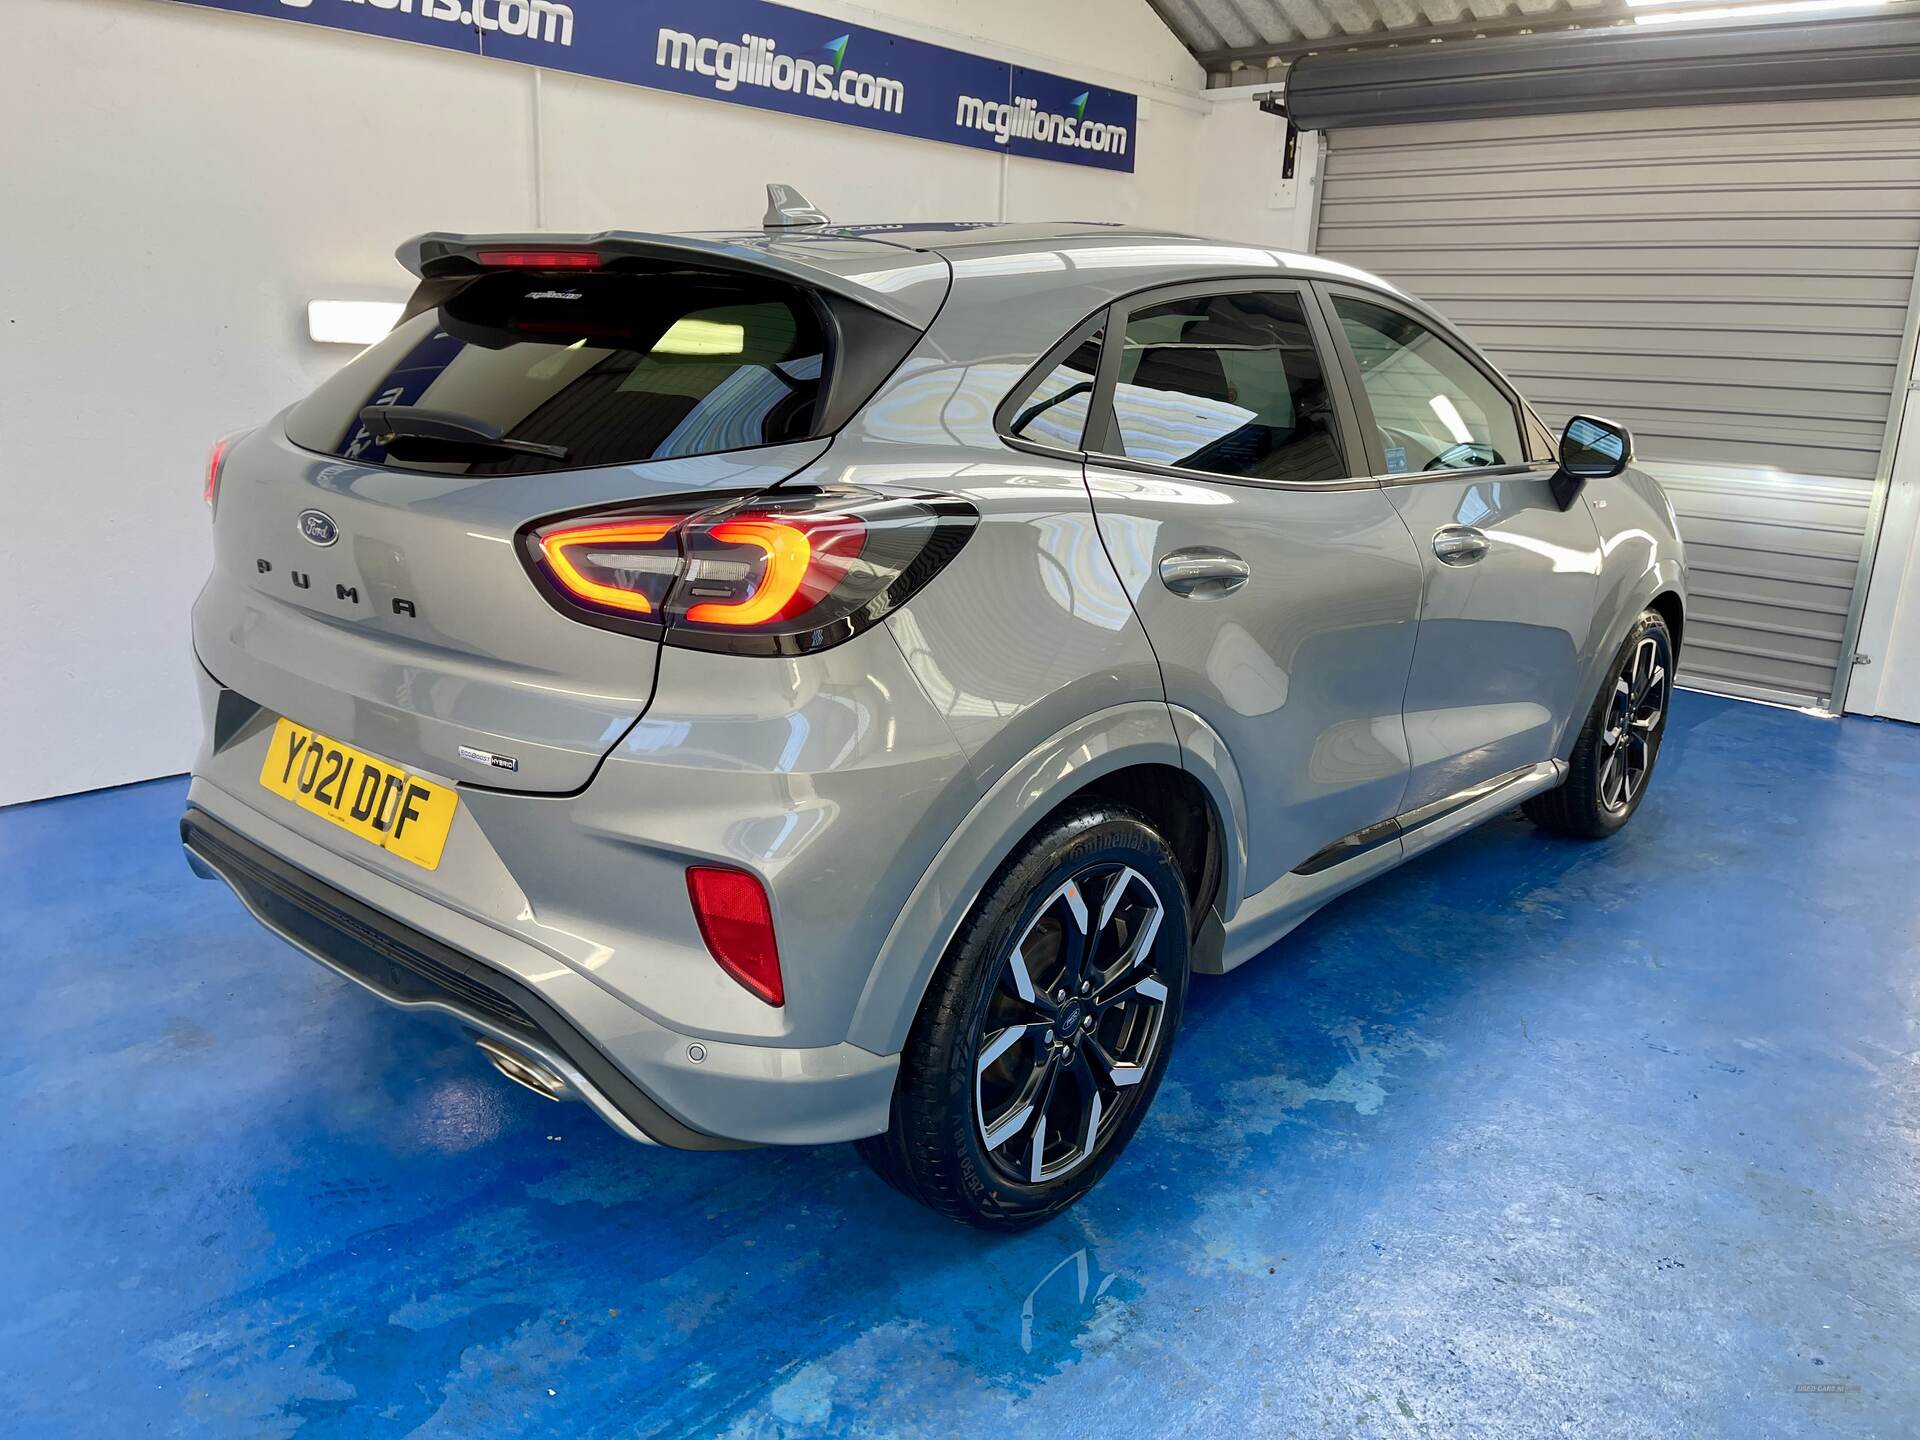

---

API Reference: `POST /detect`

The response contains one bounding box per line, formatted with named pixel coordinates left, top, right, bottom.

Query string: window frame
left=993, top=308, right=1113, bottom=459
left=1080, top=277, right=1376, bottom=491
left=1523, top=406, right=1560, bottom=465
left=1311, top=281, right=1551, bottom=484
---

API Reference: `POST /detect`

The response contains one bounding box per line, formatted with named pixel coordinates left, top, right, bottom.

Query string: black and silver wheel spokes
left=974, top=865, right=1169, bottom=1183
left=1600, top=634, right=1668, bottom=812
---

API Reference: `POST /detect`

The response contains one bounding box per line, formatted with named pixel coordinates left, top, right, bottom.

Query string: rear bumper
left=183, top=807, right=723, bottom=1148
left=179, top=782, right=900, bottom=1148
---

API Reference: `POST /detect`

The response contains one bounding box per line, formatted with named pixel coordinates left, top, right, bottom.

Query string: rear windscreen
left=285, top=271, right=830, bottom=474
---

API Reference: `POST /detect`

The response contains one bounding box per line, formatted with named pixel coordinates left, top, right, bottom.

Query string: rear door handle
left=1158, top=547, right=1251, bottom=598
left=1432, top=526, right=1490, bottom=566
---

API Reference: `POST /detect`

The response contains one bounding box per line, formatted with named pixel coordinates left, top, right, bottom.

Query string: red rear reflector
left=204, top=432, right=243, bottom=509
left=687, top=867, right=783, bottom=1007
left=474, top=248, right=600, bottom=269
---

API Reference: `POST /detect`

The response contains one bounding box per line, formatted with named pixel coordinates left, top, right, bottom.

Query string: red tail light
left=536, top=517, right=684, bottom=616
left=204, top=431, right=246, bottom=511
left=682, top=512, right=868, bottom=628
left=522, top=488, right=976, bottom=655
left=475, top=248, right=601, bottom=269
left=687, top=866, right=783, bottom=1006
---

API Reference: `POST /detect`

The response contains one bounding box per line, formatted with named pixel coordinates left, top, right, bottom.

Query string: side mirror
left=1550, top=414, right=1632, bottom=510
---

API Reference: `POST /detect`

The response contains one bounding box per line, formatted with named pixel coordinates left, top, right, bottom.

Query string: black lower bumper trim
left=180, top=806, right=749, bottom=1151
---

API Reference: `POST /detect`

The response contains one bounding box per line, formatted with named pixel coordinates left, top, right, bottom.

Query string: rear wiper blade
left=358, top=405, right=568, bottom=462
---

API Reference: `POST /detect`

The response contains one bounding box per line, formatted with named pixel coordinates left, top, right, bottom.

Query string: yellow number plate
left=257, top=717, right=458, bottom=871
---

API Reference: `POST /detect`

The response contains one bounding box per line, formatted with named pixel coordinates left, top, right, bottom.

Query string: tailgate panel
left=194, top=426, right=828, bottom=793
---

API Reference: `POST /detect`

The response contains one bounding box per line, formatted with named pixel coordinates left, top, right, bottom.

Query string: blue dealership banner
left=159, top=0, right=1138, bottom=171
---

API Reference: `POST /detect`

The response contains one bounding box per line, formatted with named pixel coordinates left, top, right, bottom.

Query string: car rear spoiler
left=395, top=230, right=950, bottom=330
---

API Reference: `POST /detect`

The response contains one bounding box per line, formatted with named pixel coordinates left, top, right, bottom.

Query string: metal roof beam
left=1193, top=2, right=1634, bottom=70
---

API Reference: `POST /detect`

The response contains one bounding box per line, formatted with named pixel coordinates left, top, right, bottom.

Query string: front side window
left=285, top=271, right=829, bottom=474
left=1104, top=291, right=1346, bottom=484
left=1332, top=295, right=1522, bottom=474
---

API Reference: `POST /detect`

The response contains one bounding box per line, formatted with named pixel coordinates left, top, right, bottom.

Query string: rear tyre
left=1525, top=608, right=1673, bottom=839
left=858, top=803, right=1190, bottom=1230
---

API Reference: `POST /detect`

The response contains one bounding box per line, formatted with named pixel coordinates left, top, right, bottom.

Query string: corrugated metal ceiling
left=1145, top=0, right=1636, bottom=77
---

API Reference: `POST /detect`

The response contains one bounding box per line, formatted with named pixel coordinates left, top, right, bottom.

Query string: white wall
left=1, top=1, right=539, bottom=809
left=1181, top=97, right=1320, bottom=254
left=0, top=0, right=1311, bottom=805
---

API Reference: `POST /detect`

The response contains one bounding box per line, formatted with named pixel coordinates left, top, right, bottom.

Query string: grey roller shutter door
left=1313, top=94, right=1920, bottom=708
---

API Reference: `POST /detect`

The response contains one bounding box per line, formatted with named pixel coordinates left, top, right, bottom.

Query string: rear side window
left=1002, top=322, right=1103, bottom=450
left=1103, top=291, right=1347, bottom=484
left=286, top=271, right=830, bottom=474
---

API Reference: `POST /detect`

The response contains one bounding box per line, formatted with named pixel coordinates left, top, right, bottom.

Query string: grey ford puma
left=183, top=191, right=1684, bottom=1228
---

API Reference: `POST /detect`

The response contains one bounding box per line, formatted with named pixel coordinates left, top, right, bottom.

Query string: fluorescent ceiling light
left=308, top=299, right=404, bottom=345
left=1632, top=0, right=1887, bottom=20
left=1429, top=393, right=1474, bottom=446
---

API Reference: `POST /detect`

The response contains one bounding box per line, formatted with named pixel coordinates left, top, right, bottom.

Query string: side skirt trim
left=1219, top=759, right=1567, bottom=975
left=1291, top=761, right=1566, bottom=879
left=1292, top=816, right=1401, bottom=876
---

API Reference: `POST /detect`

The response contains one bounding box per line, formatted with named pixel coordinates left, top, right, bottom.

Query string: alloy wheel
left=1600, top=633, right=1668, bottom=813
left=974, top=865, right=1171, bottom=1184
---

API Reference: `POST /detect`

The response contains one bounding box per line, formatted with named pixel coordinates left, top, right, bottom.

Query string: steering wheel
left=1424, top=442, right=1502, bottom=471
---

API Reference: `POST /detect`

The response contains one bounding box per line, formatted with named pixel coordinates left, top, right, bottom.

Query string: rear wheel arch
left=1063, top=764, right=1223, bottom=941
left=846, top=705, right=1236, bottom=1056
left=880, top=764, right=1222, bottom=1058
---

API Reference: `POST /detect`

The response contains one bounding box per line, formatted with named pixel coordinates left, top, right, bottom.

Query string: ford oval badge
left=298, top=510, right=339, bottom=547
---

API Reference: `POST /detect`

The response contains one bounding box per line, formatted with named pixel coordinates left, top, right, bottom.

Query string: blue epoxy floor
left=3, top=692, right=1918, bottom=1437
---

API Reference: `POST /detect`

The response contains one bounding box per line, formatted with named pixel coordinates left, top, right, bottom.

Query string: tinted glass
left=285, top=271, right=827, bottom=474
left=1005, top=326, right=1102, bottom=449
left=1332, top=296, right=1522, bottom=474
left=1106, top=291, right=1346, bottom=483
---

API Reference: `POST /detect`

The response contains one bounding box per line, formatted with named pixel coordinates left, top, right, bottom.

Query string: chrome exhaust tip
left=475, top=1037, right=570, bottom=1102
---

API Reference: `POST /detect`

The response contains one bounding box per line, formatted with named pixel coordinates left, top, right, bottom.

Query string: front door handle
left=1158, top=547, right=1251, bottom=599
left=1432, top=525, right=1490, bottom=567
